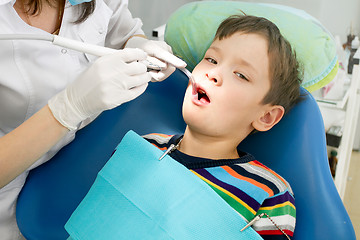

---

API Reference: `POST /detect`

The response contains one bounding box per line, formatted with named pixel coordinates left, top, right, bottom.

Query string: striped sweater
left=144, top=133, right=296, bottom=240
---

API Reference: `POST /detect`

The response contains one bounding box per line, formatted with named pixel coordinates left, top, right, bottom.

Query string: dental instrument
left=179, top=68, right=198, bottom=95
left=0, top=34, right=163, bottom=71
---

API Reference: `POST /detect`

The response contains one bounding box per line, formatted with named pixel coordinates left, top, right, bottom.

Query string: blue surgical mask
left=68, top=0, right=93, bottom=6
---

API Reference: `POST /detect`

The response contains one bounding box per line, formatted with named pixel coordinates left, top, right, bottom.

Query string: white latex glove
left=125, top=36, right=186, bottom=81
left=48, top=48, right=151, bottom=131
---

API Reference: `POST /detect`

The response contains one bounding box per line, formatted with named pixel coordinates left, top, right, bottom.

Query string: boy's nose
left=206, top=70, right=222, bottom=86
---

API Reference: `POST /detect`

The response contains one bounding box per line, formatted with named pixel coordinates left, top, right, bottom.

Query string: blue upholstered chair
left=16, top=69, right=355, bottom=239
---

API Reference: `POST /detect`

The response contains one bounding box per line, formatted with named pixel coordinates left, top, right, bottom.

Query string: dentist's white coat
left=0, top=0, right=143, bottom=238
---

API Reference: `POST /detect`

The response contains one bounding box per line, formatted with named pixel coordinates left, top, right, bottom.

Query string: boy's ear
left=252, top=105, right=285, bottom=132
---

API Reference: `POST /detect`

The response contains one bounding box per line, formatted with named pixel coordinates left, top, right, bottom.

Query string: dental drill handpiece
left=52, top=35, right=164, bottom=71
left=180, top=68, right=197, bottom=95
left=0, top=34, right=163, bottom=71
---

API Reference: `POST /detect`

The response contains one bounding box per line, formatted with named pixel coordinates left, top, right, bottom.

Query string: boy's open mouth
left=196, top=88, right=210, bottom=104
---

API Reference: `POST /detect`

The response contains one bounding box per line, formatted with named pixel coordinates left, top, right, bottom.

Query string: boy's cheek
left=184, top=86, right=193, bottom=101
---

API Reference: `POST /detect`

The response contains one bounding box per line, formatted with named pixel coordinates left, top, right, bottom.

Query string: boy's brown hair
left=214, top=15, right=303, bottom=113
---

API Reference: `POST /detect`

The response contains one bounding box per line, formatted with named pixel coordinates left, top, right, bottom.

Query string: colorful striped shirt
left=144, top=133, right=296, bottom=240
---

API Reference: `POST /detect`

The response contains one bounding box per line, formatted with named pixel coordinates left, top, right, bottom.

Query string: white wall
left=216, top=0, right=360, bottom=44
left=128, top=0, right=360, bottom=44
left=128, top=0, right=194, bottom=38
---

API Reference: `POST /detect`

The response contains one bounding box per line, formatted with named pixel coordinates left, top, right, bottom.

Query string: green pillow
left=165, top=1, right=338, bottom=92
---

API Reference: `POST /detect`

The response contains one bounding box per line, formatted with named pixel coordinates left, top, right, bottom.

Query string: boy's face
left=182, top=32, right=274, bottom=140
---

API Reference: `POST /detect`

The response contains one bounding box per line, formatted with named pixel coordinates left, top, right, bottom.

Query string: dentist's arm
left=0, top=106, right=68, bottom=188
left=0, top=48, right=151, bottom=188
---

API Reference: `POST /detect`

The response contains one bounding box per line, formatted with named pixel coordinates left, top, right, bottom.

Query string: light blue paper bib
left=65, top=130, right=263, bottom=239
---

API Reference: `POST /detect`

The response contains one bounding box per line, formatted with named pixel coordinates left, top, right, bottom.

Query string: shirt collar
left=168, top=135, right=255, bottom=169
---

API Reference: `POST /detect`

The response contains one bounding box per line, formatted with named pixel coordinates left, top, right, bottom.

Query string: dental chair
left=16, top=1, right=356, bottom=240
left=16, top=69, right=356, bottom=240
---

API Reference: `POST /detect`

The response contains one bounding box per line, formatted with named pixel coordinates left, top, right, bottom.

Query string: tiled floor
left=343, top=151, right=360, bottom=237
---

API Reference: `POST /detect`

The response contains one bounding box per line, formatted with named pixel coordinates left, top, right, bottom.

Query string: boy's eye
left=205, top=57, right=217, bottom=64
left=235, top=72, right=249, bottom=81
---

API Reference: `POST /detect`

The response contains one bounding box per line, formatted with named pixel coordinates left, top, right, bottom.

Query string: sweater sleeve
left=252, top=188, right=296, bottom=240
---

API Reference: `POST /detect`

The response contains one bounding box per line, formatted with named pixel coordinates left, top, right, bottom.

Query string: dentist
left=0, top=0, right=186, bottom=239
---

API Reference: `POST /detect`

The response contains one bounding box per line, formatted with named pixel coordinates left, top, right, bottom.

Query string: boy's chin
left=182, top=111, right=203, bottom=127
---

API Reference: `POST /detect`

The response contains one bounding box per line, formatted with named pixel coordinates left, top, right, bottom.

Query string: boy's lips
left=192, top=84, right=211, bottom=106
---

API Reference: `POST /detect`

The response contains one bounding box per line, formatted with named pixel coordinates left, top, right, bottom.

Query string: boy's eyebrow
left=208, top=46, right=257, bottom=73
left=208, top=46, right=221, bottom=53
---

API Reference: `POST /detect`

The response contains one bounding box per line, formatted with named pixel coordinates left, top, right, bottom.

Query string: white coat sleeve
left=103, top=0, right=145, bottom=49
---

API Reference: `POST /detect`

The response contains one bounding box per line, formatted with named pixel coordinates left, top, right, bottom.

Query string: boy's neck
left=178, top=127, right=246, bottom=160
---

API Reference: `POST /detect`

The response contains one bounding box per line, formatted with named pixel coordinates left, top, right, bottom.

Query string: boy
left=144, top=15, right=302, bottom=239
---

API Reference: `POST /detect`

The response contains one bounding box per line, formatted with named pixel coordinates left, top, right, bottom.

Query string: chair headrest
left=165, top=1, right=338, bottom=92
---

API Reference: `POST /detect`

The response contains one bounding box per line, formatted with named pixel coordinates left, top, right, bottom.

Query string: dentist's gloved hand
left=125, top=36, right=187, bottom=81
left=48, top=48, right=151, bottom=131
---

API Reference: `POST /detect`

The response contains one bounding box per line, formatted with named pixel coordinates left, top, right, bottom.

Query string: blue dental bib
left=65, top=131, right=262, bottom=240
